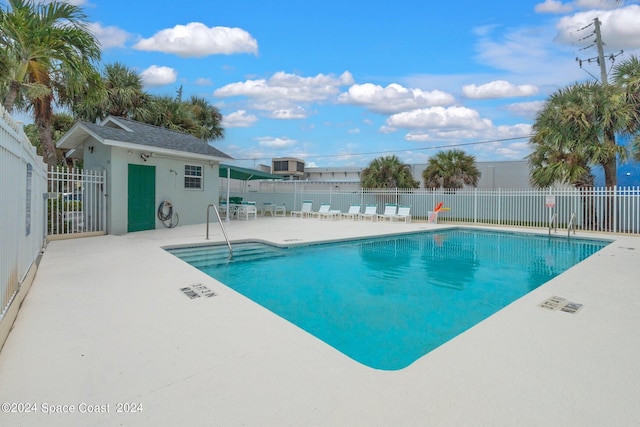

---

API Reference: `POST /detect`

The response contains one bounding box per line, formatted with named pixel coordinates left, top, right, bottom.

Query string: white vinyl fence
left=47, top=167, right=107, bottom=237
left=0, top=106, right=47, bottom=324
left=222, top=185, right=640, bottom=234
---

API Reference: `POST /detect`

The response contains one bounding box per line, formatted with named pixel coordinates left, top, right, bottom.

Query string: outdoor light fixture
left=87, top=146, right=94, bottom=153
left=140, top=153, right=149, bottom=162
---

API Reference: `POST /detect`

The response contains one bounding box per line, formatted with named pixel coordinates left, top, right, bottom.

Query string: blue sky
left=15, top=1, right=640, bottom=168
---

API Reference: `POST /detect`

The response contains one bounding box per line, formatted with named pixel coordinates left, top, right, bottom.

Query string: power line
left=233, top=135, right=532, bottom=162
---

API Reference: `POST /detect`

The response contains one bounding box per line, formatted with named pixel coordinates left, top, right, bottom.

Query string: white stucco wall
left=83, top=142, right=220, bottom=235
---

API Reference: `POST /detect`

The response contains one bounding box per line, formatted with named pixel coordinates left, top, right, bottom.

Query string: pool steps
left=168, top=243, right=283, bottom=268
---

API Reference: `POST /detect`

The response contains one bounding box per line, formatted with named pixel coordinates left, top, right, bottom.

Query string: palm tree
left=360, top=155, right=419, bottom=189
left=186, top=95, right=224, bottom=141
left=145, top=93, right=224, bottom=142
left=0, top=0, right=102, bottom=167
left=529, top=81, right=635, bottom=188
left=73, top=62, right=150, bottom=123
left=23, top=112, right=77, bottom=163
left=528, top=85, right=596, bottom=187
left=422, top=149, right=480, bottom=189
left=612, top=55, right=640, bottom=161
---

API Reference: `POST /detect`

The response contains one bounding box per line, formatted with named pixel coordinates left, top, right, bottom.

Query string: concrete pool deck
left=0, top=218, right=639, bottom=426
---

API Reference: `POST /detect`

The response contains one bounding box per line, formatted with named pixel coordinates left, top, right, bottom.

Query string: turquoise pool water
left=167, top=229, right=609, bottom=370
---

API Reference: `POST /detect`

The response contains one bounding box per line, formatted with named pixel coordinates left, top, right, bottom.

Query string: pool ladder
left=206, top=204, right=233, bottom=259
left=548, top=212, right=576, bottom=239
left=567, top=212, right=576, bottom=239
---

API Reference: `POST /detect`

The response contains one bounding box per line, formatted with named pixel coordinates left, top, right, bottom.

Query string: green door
left=128, top=164, right=156, bottom=232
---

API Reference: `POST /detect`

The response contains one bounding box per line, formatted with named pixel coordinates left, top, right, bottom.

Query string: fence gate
left=48, top=167, right=107, bottom=237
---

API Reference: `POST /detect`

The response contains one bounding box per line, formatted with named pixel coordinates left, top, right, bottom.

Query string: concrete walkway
left=1, top=218, right=639, bottom=426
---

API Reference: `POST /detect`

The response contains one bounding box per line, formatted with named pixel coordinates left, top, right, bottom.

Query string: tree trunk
left=2, top=81, right=20, bottom=112
left=35, top=95, right=58, bottom=168
left=601, top=157, right=617, bottom=232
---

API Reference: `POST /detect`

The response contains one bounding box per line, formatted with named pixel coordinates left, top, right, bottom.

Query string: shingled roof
left=57, top=116, right=232, bottom=160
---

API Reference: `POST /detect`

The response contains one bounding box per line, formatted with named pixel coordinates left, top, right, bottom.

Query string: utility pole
left=575, top=17, right=622, bottom=84
left=593, top=18, right=608, bottom=85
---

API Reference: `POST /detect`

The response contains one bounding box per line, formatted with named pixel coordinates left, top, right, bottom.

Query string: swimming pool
left=167, top=229, right=610, bottom=370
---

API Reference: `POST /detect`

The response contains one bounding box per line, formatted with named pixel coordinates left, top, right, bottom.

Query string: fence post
left=613, top=185, right=618, bottom=233
left=474, top=188, right=478, bottom=224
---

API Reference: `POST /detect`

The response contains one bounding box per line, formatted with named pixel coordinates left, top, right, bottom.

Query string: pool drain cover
left=538, top=296, right=583, bottom=314
left=180, top=283, right=216, bottom=299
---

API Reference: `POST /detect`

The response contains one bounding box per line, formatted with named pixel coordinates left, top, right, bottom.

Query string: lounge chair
left=377, top=203, right=398, bottom=222
left=311, top=203, right=334, bottom=219
left=391, top=205, right=412, bottom=223
left=358, top=204, right=378, bottom=221
left=273, top=204, right=286, bottom=216
left=291, top=200, right=313, bottom=218
left=341, top=204, right=361, bottom=220
left=322, top=208, right=341, bottom=220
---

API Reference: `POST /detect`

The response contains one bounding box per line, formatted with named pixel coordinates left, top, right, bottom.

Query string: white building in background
left=302, top=160, right=531, bottom=189
left=239, top=158, right=533, bottom=193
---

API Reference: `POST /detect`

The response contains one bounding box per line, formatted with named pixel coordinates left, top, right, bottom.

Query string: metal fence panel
left=221, top=185, right=640, bottom=235
left=47, top=167, right=107, bottom=236
left=1, top=106, right=47, bottom=322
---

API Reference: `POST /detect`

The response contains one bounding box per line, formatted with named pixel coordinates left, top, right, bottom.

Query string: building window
left=273, top=160, right=288, bottom=172
left=184, top=164, right=203, bottom=189
left=296, top=161, right=304, bottom=172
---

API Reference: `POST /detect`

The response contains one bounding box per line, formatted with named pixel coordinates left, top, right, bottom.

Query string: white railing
left=47, top=167, right=107, bottom=237
left=221, top=186, right=640, bottom=235
left=0, top=104, right=47, bottom=325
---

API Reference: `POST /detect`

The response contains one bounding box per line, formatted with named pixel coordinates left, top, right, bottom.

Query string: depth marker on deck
left=538, top=296, right=583, bottom=314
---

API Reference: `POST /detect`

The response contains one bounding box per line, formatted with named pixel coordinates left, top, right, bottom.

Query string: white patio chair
left=237, top=202, right=258, bottom=220
left=261, top=202, right=275, bottom=216
left=377, top=204, right=398, bottom=222
left=391, top=205, right=412, bottom=223
left=358, top=204, right=378, bottom=221
left=340, top=204, right=361, bottom=220
left=291, top=200, right=313, bottom=218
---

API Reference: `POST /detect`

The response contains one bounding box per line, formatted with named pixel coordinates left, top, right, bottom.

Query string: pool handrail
left=206, top=204, right=233, bottom=259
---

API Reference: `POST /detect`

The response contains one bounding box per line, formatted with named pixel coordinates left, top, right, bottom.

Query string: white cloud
left=555, top=5, right=640, bottom=51
left=383, top=107, right=532, bottom=155
left=535, top=0, right=622, bottom=14
left=385, top=106, right=493, bottom=131
left=221, top=110, right=258, bottom=128
left=55, top=0, right=88, bottom=5
left=256, top=136, right=297, bottom=148
left=535, top=0, right=574, bottom=14
left=506, top=100, right=545, bottom=119
left=195, top=78, right=213, bottom=86
left=474, top=26, right=563, bottom=76
left=268, top=106, right=309, bottom=120
left=215, top=71, right=354, bottom=101
left=214, top=71, right=353, bottom=120
left=134, top=22, right=258, bottom=57
left=139, top=65, right=177, bottom=87
left=462, top=80, right=539, bottom=99
left=88, top=22, right=130, bottom=49
left=574, top=0, right=620, bottom=10
left=338, top=83, right=455, bottom=114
